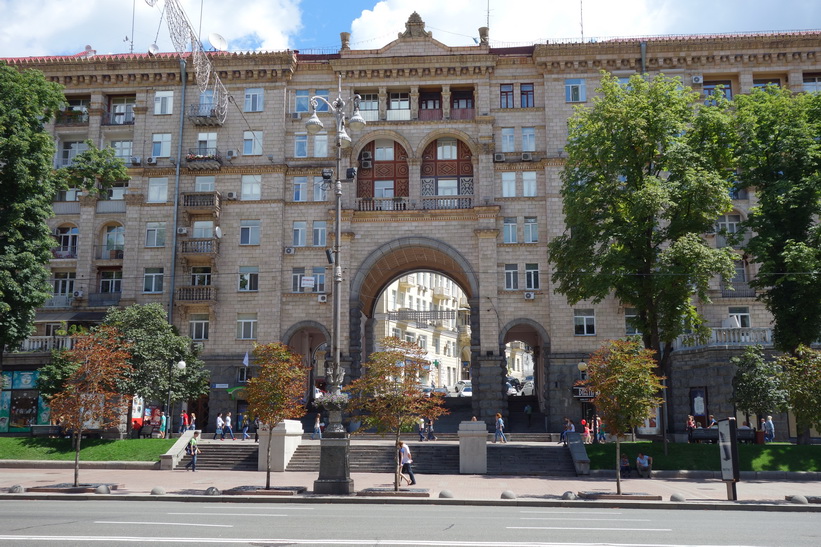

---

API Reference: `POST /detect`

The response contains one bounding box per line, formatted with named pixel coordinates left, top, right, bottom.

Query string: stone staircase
left=178, top=440, right=259, bottom=471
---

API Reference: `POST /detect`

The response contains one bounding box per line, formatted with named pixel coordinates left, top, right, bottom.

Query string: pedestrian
left=494, top=412, right=507, bottom=443
left=686, top=415, right=696, bottom=443
left=426, top=417, right=437, bottom=441
left=254, top=416, right=261, bottom=442
left=596, top=416, right=606, bottom=443
left=189, top=412, right=196, bottom=431
left=707, top=415, right=718, bottom=428
left=418, top=418, right=426, bottom=441
left=764, top=415, right=775, bottom=442
left=224, top=412, right=236, bottom=440
left=312, top=413, right=323, bottom=440
left=524, top=404, right=532, bottom=427
left=241, top=413, right=250, bottom=440
left=559, top=417, right=574, bottom=444
left=581, top=419, right=591, bottom=444
left=213, top=413, right=224, bottom=440
left=159, top=411, right=167, bottom=439
left=397, top=440, right=416, bottom=486
left=184, top=431, right=201, bottom=472
left=179, top=411, right=189, bottom=435
left=636, top=452, right=653, bottom=478
left=620, top=454, right=631, bottom=478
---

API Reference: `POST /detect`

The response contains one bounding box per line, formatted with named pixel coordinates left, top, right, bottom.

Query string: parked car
left=432, top=387, right=449, bottom=397
left=455, top=380, right=472, bottom=390
left=506, top=382, right=518, bottom=396
left=459, top=386, right=473, bottom=397
left=519, top=381, right=535, bottom=396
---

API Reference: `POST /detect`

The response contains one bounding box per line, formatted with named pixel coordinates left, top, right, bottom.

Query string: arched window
left=102, top=224, right=125, bottom=259
left=420, top=138, right=473, bottom=210
left=356, top=139, right=409, bottom=211
left=54, top=225, right=79, bottom=258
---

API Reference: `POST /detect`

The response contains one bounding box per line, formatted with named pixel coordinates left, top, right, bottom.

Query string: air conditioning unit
left=290, top=112, right=301, bottom=119
left=521, top=152, right=533, bottom=162
left=493, top=153, right=506, bottom=163
left=284, top=246, right=296, bottom=255
left=146, top=157, right=157, bottom=165
left=692, top=75, right=704, bottom=84
left=225, top=191, right=238, bottom=200
left=360, top=160, right=373, bottom=169
left=226, top=149, right=238, bottom=160
left=176, top=227, right=189, bottom=235
left=361, top=151, right=373, bottom=161
left=524, top=291, right=536, bottom=300
left=130, top=156, right=142, bottom=166
left=317, top=294, right=328, bottom=303
left=72, top=290, right=84, bottom=298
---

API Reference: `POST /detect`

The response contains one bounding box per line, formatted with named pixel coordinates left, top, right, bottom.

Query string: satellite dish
left=148, top=43, right=159, bottom=56
left=214, top=226, right=223, bottom=239
left=208, top=33, right=228, bottom=51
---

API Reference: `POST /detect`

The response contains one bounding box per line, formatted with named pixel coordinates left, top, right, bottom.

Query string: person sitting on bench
left=620, top=455, right=631, bottom=478
left=636, top=452, right=653, bottom=478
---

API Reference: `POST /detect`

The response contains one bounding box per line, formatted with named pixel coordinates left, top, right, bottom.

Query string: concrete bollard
left=670, top=493, right=686, bottom=502
left=95, top=485, right=111, bottom=495
left=501, top=490, right=516, bottom=499
left=9, top=485, right=24, bottom=493
left=562, top=491, right=577, bottom=500
left=789, top=495, right=809, bottom=504
left=150, top=486, right=166, bottom=495
left=205, top=486, right=221, bottom=496
left=438, top=490, right=454, bottom=498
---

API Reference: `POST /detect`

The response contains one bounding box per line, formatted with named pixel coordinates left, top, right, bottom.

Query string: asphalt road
left=0, top=500, right=819, bottom=546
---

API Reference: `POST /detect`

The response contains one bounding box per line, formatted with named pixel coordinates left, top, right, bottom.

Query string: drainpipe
left=640, top=41, right=647, bottom=75
left=168, top=58, right=187, bottom=324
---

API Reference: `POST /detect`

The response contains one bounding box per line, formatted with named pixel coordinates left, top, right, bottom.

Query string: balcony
left=187, top=104, right=223, bottom=126
left=88, top=292, right=122, bottom=307
left=43, top=295, right=73, bottom=308
left=101, top=111, right=135, bottom=126
left=418, top=108, right=442, bottom=121
left=450, top=108, right=475, bottom=120
left=674, top=327, right=773, bottom=350
left=55, top=110, right=89, bottom=126
left=421, top=196, right=472, bottom=210
left=356, top=197, right=408, bottom=211
left=360, top=110, right=379, bottom=122
left=53, top=201, right=81, bottom=215
left=432, top=286, right=452, bottom=300
left=15, top=336, right=75, bottom=353
left=180, top=238, right=219, bottom=266
left=387, top=309, right=456, bottom=326
left=720, top=281, right=756, bottom=298
left=186, top=147, right=223, bottom=170
left=95, top=246, right=124, bottom=260
left=182, top=191, right=222, bottom=220
left=386, top=109, right=411, bottom=121
left=51, top=246, right=77, bottom=259
left=177, top=285, right=217, bottom=303
left=96, top=200, right=127, bottom=214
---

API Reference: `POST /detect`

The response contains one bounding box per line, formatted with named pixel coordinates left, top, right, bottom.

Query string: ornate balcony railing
left=421, top=196, right=472, bottom=210
left=186, top=147, right=223, bottom=170
left=55, top=110, right=88, bottom=125
left=177, top=285, right=217, bottom=302
left=43, top=295, right=73, bottom=308
left=180, top=238, right=219, bottom=255
left=15, top=336, right=75, bottom=353
left=87, top=292, right=122, bottom=307
left=418, top=108, right=442, bottom=121
left=720, top=281, right=756, bottom=298
left=51, top=246, right=77, bottom=259
left=673, top=327, right=773, bottom=350
left=356, top=197, right=409, bottom=211
left=187, top=104, right=223, bottom=126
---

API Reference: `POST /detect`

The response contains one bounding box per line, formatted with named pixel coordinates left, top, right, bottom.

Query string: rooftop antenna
left=148, top=43, right=160, bottom=56
left=129, top=0, right=136, bottom=53
left=208, top=32, right=228, bottom=52
left=487, top=0, right=490, bottom=29
left=580, top=0, right=584, bottom=42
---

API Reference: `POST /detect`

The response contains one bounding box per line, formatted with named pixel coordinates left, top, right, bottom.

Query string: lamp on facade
left=306, top=73, right=365, bottom=495
left=166, top=359, right=186, bottom=438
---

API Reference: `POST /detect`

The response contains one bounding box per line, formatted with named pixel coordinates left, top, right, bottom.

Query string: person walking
left=159, top=411, right=167, bottom=439
left=764, top=415, right=775, bottom=442
left=254, top=416, right=261, bottom=442
left=189, top=412, right=196, bottom=431
left=241, top=413, right=250, bottom=440
left=524, top=404, right=533, bottom=427
left=213, top=413, right=224, bottom=440
left=223, top=412, right=236, bottom=440
left=397, top=440, right=416, bottom=486
left=184, top=431, right=201, bottom=472
left=179, top=411, right=189, bottom=435
left=312, top=413, right=323, bottom=440
left=426, top=417, right=437, bottom=441
left=494, top=412, right=507, bottom=443
left=417, top=418, right=426, bottom=441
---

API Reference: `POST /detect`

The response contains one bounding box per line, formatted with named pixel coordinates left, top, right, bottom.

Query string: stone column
left=458, top=421, right=489, bottom=473
left=257, top=420, right=304, bottom=472
left=410, top=85, right=419, bottom=120
left=442, top=84, right=451, bottom=119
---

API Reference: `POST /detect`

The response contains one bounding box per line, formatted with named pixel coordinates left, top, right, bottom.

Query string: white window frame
left=192, top=220, right=213, bottom=240
left=312, top=221, right=327, bottom=246
left=295, top=89, right=310, bottom=112
left=504, top=264, right=518, bottom=290
left=151, top=133, right=171, bottom=157
left=190, top=266, right=212, bottom=286
left=294, top=133, right=308, bottom=158
left=524, top=217, right=538, bottom=243
left=502, top=172, right=516, bottom=197
left=147, top=178, right=168, bottom=203
left=293, top=177, right=308, bottom=201
left=145, top=222, right=166, bottom=247
left=375, top=139, right=395, bottom=161
left=110, top=140, right=132, bottom=160
left=625, top=307, right=642, bottom=336
left=522, top=127, right=536, bottom=152
left=501, top=128, right=515, bottom=153
left=100, top=271, right=122, bottom=293
left=189, top=313, right=210, bottom=340
left=312, top=267, right=326, bottom=293
left=313, top=176, right=327, bottom=201
left=236, top=313, right=258, bottom=340
left=239, top=220, right=261, bottom=246
left=241, top=174, right=261, bottom=201
left=522, top=171, right=537, bottom=197
left=437, top=138, right=457, bottom=160
left=154, top=90, right=173, bottom=115
left=143, top=267, right=164, bottom=293
left=243, top=130, right=263, bottom=156
left=291, top=267, right=305, bottom=293
left=525, top=263, right=540, bottom=290
left=565, top=79, right=586, bottom=102
left=292, top=221, right=307, bottom=246
left=503, top=217, right=517, bottom=244
left=574, top=309, right=596, bottom=336
left=729, top=306, right=751, bottom=328
left=195, top=176, right=215, bottom=192
left=238, top=266, right=259, bottom=292
left=313, top=133, right=328, bottom=157
left=244, top=88, right=264, bottom=112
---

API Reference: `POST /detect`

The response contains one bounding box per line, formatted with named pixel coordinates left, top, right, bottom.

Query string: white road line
left=167, top=512, right=287, bottom=517
left=520, top=511, right=621, bottom=515
left=94, top=521, right=232, bottom=528
left=508, top=526, right=672, bottom=532
left=520, top=518, right=651, bottom=522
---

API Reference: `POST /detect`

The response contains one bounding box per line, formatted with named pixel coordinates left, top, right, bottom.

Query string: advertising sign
left=718, top=418, right=740, bottom=482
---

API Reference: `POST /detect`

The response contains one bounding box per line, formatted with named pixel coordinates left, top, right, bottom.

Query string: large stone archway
left=282, top=320, right=332, bottom=396
left=499, top=318, right=551, bottom=418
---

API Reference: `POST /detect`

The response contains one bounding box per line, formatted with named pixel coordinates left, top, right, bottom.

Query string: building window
left=238, top=266, right=259, bottom=291
left=60, top=141, right=89, bottom=167
left=109, top=96, right=135, bottom=124
left=313, top=221, right=327, bottom=246
left=189, top=314, right=209, bottom=340
left=313, top=176, right=327, bottom=201
left=54, top=226, right=79, bottom=257
left=237, top=367, right=250, bottom=383
left=292, top=221, right=307, bottom=246
left=243, top=131, right=263, bottom=155
left=191, top=266, right=211, bottom=286
left=143, top=267, right=163, bottom=293
left=625, top=307, right=642, bottom=335
left=418, top=335, right=427, bottom=350
left=501, top=128, right=515, bottom=153
left=503, top=217, right=517, bottom=244
left=388, top=92, right=410, bottom=118
left=525, top=264, right=540, bottom=290
left=313, top=133, right=328, bottom=157
left=522, top=127, right=536, bottom=152
left=574, top=309, right=596, bottom=335
left=522, top=171, right=537, bottom=196
left=106, top=182, right=126, bottom=201
left=753, top=79, right=781, bottom=88
left=100, top=271, right=122, bottom=293
left=244, top=88, right=264, bottom=112
left=703, top=80, right=733, bottom=103
left=53, top=271, right=76, bottom=295
left=145, top=222, right=166, bottom=247
left=56, top=188, right=80, bottom=202
left=374, top=139, right=395, bottom=161
left=504, top=264, right=518, bottom=290
left=291, top=267, right=305, bottom=293
left=192, top=220, right=213, bottom=240
left=236, top=313, right=257, bottom=339
left=294, top=134, right=308, bottom=158
left=239, top=220, right=261, bottom=245
left=241, top=174, right=261, bottom=201
left=803, top=73, right=821, bottom=93
left=195, top=175, right=215, bottom=192
left=715, top=214, right=741, bottom=248
left=146, top=178, right=168, bottom=203
left=500, top=84, right=514, bottom=108
left=314, top=89, right=329, bottom=112
left=437, top=138, right=457, bottom=160
left=312, top=267, right=326, bottom=293
left=729, top=306, right=751, bottom=328
left=392, top=327, right=402, bottom=338
left=502, top=172, right=516, bottom=197
left=151, top=133, right=171, bottom=157
left=154, top=90, right=173, bottom=115
left=565, top=79, right=586, bottom=102
left=195, top=132, right=216, bottom=155
left=375, top=180, right=394, bottom=198
left=293, top=177, right=307, bottom=201
left=524, top=217, right=538, bottom=243
left=110, top=140, right=132, bottom=160
left=295, top=89, right=310, bottom=112
left=359, top=93, right=379, bottom=120
left=520, top=83, right=534, bottom=108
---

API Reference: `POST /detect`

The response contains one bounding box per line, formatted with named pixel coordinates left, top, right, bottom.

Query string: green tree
left=345, top=337, right=448, bottom=491
left=54, top=139, right=129, bottom=196
left=779, top=346, right=821, bottom=445
left=103, top=304, right=209, bottom=424
left=244, top=342, right=309, bottom=489
left=47, top=325, right=132, bottom=486
left=548, top=72, right=737, bottom=428
left=733, top=86, right=821, bottom=354
left=0, top=63, right=65, bottom=373
left=585, top=338, right=665, bottom=494
left=730, top=345, right=787, bottom=424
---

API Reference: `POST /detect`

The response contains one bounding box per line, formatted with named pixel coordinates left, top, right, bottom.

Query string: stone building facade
left=3, top=13, right=819, bottom=437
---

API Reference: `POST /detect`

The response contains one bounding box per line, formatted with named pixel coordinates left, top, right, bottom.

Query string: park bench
left=30, top=425, right=62, bottom=438
left=138, top=424, right=155, bottom=438
left=690, top=428, right=758, bottom=444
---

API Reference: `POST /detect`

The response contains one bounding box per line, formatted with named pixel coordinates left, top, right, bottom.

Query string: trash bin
left=755, top=430, right=765, bottom=444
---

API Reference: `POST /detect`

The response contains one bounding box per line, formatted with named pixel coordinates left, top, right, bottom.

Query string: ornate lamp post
left=306, top=74, right=365, bottom=494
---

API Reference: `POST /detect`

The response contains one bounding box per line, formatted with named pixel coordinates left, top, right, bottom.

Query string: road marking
left=509, top=526, right=672, bottom=532
left=94, top=521, right=232, bottom=528
left=520, top=518, right=651, bottom=522
left=520, top=510, right=621, bottom=515
left=167, top=512, right=287, bottom=517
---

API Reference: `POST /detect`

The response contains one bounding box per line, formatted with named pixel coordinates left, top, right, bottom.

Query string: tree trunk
left=394, top=429, right=401, bottom=492
left=265, top=429, right=272, bottom=489
left=797, top=428, right=811, bottom=445
left=73, top=431, right=81, bottom=487
left=615, top=439, right=622, bottom=495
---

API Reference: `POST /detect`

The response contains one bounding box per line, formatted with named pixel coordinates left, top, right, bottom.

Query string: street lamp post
left=166, top=359, right=186, bottom=438
left=306, top=74, right=365, bottom=495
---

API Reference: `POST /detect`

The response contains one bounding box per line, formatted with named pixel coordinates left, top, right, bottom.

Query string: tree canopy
left=730, top=345, right=787, bottom=419
left=733, top=86, right=821, bottom=354
left=778, top=346, right=821, bottom=445
left=548, top=72, right=737, bottom=373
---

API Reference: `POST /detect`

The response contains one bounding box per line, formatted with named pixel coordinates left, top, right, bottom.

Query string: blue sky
left=1, top=0, right=819, bottom=58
